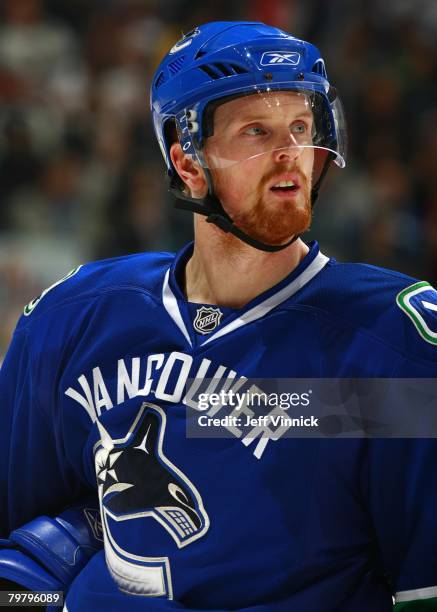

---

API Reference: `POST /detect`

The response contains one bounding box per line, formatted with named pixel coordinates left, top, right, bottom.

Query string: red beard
left=216, top=165, right=312, bottom=247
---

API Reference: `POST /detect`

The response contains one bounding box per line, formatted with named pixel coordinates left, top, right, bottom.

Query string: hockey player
left=1, top=21, right=436, bottom=611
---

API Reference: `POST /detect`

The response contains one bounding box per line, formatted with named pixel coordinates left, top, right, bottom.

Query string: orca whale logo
left=94, top=403, right=210, bottom=598
left=95, top=403, right=209, bottom=547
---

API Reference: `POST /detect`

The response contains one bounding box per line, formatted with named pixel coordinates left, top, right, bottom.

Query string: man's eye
left=291, top=122, right=307, bottom=134
left=244, top=126, right=265, bottom=136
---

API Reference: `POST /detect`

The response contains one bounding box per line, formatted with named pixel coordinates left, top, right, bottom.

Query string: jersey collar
left=162, top=241, right=329, bottom=348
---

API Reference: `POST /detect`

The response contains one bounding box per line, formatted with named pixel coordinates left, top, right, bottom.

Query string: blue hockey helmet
left=150, top=21, right=347, bottom=252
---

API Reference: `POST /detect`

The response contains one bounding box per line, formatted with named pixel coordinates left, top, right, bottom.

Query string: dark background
left=0, top=0, right=436, bottom=357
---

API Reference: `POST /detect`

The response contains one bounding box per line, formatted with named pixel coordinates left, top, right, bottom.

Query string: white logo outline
left=193, top=306, right=223, bottom=335
left=260, top=51, right=301, bottom=66
left=396, top=281, right=437, bottom=345
left=169, top=28, right=201, bottom=55
left=95, top=403, right=210, bottom=598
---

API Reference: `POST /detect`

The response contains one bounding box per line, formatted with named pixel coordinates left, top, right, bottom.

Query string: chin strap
left=169, top=153, right=334, bottom=253
left=172, top=189, right=298, bottom=252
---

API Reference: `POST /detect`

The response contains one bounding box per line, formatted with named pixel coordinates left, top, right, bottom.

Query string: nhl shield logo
left=193, top=306, right=223, bottom=335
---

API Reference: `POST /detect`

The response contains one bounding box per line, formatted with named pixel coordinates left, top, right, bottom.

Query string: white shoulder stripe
left=162, top=269, right=192, bottom=347
left=201, top=251, right=329, bottom=346
left=395, top=585, right=437, bottom=602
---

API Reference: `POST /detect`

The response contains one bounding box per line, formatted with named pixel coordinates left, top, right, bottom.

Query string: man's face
left=204, top=91, right=316, bottom=246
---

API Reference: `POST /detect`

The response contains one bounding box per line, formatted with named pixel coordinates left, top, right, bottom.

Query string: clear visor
left=176, top=82, right=347, bottom=185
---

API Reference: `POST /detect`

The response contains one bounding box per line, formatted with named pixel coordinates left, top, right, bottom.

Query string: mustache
left=259, top=165, right=308, bottom=190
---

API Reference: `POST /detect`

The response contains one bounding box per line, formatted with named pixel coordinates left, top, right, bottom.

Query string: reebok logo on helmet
left=260, top=51, right=301, bottom=65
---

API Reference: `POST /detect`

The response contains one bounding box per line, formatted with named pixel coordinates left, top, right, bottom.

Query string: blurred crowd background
left=0, top=0, right=436, bottom=358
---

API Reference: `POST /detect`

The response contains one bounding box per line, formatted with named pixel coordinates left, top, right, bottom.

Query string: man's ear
left=170, top=143, right=208, bottom=198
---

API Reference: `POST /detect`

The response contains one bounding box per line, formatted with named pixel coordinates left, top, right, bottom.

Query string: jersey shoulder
left=307, top=259, right=437, bottom=363
left=16, top=250, right=175, bottom=331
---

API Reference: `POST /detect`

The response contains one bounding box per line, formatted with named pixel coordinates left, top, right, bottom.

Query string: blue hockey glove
left=0, top=498, right=103, bottom=592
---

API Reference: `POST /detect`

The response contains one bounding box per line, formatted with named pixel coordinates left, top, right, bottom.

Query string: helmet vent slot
left=311, top=59, right=327, bottom=78
left=154, top=71, right=165, bottom=89
left=199, top=62, right=249, bottom=79
left=168, top=56, right=186, bottom=75
left=199, top=64, right=222, bottom=79
left=231, top=64, right=249, bottom=74
left=215, top=62, right=232, bottom=76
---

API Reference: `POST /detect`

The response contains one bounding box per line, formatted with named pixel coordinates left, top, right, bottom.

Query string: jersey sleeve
left=0, top=315, right=92, bottom=537
left=365, top=354, right=437, bottom=608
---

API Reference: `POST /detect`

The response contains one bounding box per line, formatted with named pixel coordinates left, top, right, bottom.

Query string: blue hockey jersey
left=1, top=241, right=436, bottom=611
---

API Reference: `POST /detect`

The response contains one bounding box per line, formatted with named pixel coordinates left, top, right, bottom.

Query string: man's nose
left=272, top=143, right=303, bottom=163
